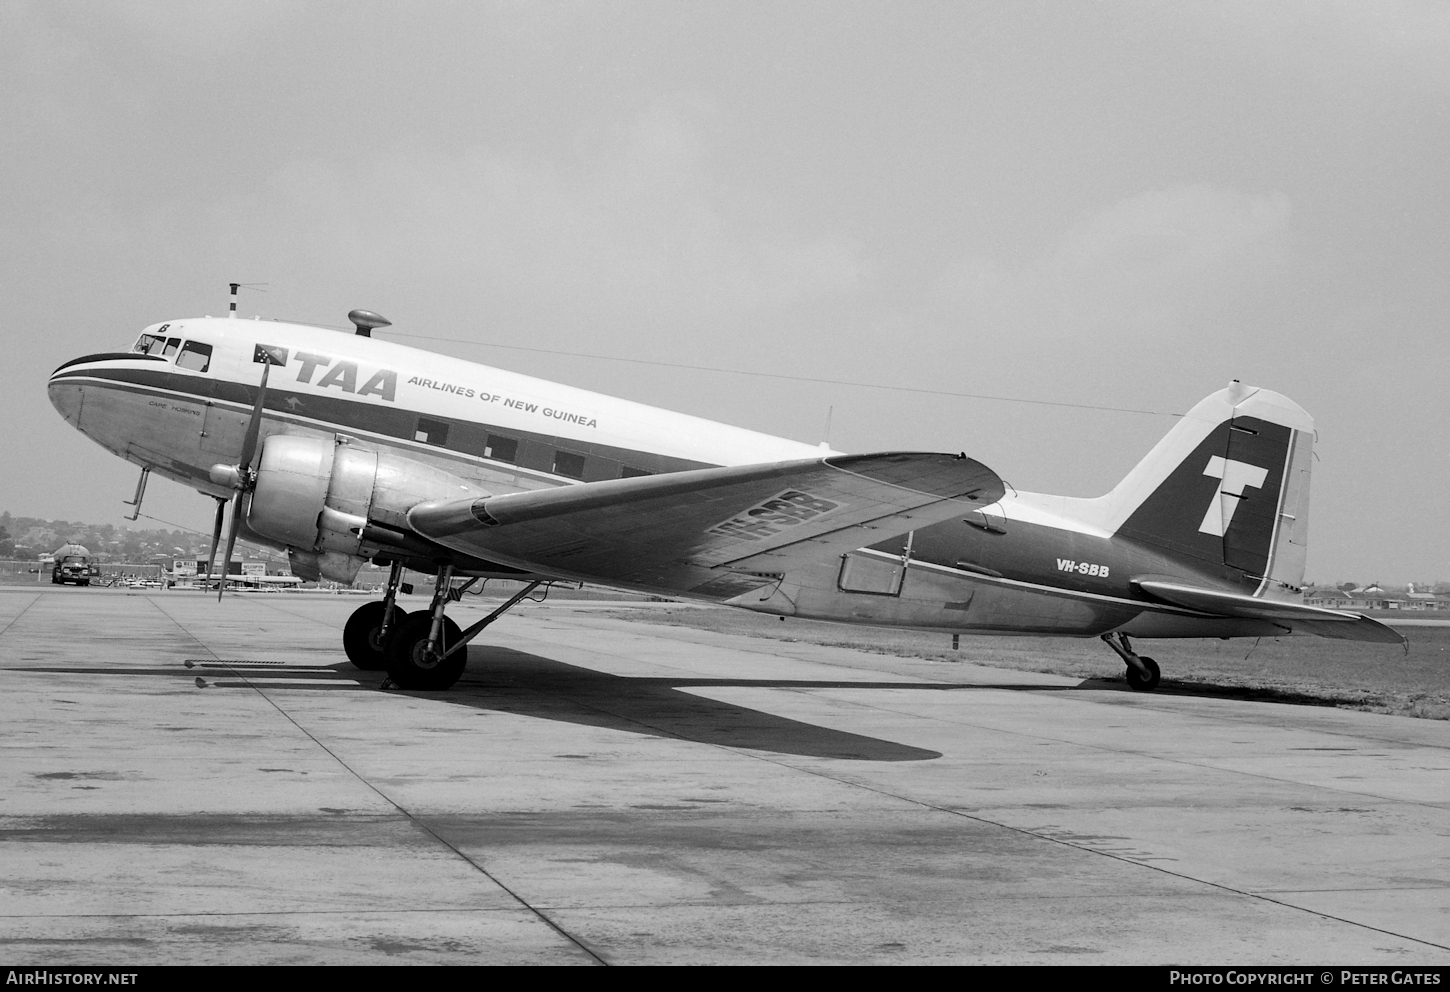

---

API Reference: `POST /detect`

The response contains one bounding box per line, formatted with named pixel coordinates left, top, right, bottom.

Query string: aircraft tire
left=1125, top=657, right=1161, bottom=692
left=385, top=613, right=466, bottom=690
left=343, top=602, right=410, bottom=671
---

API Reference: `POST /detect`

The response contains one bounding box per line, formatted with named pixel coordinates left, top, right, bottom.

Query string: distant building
left=1306, top=586, right=1450, bottom=611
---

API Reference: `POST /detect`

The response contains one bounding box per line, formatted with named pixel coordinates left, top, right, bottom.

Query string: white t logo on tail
left=1198, top=456, right=1268, bottom=536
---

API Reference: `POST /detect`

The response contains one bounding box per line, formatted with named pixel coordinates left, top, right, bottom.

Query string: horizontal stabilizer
left=1133, top=580, right=1406, bottom=645
left=409, top=452, right=1003, bottom=597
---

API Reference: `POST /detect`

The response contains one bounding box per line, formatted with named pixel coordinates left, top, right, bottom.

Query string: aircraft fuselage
left=49, top=316, right=1288, bottom=642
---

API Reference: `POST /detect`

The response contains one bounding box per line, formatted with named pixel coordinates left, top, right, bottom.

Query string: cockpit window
left=161, top=338, right=180, bottom=358
left=133, top=334, right=167, bottom=356
left=175, top=340, right=213, bottom=372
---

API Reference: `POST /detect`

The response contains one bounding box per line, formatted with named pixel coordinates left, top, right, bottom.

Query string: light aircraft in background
left=48, top=300, right=1402, bottom=690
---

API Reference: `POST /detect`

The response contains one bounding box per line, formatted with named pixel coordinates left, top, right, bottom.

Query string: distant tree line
left=0, top=512, right=208, bottom=563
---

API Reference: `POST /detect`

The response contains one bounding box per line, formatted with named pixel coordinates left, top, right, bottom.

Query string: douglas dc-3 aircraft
left=48, top=303, right=1402, bottom=690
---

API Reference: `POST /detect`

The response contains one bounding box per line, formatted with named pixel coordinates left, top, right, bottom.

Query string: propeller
left=204, top=496, right=226, bottom=592
left=207, top=358, right=273, bottom=600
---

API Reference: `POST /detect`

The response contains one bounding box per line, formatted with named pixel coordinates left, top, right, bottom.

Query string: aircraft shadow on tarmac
left=385, top=646, right=1232, bottom=761
left=422, top=646, right=956, bottom=761
left=14, top=648, right=1330, bottom=762
left=423, top=652, right=1356, bottom=756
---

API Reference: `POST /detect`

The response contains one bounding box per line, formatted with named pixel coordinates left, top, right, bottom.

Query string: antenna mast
left=226, top=282, right=267, bottom=318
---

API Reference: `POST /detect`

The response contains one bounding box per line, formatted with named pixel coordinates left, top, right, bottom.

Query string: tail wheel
left=342, top=602, right=410, bottom=672
left=1125, top=657, right=1161, bottom=692
left=385, top=612, right=466, bottom=690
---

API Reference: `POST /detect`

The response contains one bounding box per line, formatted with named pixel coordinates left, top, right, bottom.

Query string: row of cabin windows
left=415, top=417, right=651, bottom=481
left=134, top=333, right=212, bottom=373
left=129, top=333, right=654, bottom=480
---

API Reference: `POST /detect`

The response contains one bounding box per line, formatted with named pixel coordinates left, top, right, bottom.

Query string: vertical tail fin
left=1101, top=382, right=1313, bottom=597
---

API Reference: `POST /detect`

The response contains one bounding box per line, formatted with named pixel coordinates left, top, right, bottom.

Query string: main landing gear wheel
left=343, top=601, right=410, bottom=671
left=385, top=612, right=465, bottom=690
left=1124, top=656, right=1161, bottom=692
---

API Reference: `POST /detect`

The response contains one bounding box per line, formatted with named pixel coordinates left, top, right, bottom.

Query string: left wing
left=409, top=452, right=1002, bottom=598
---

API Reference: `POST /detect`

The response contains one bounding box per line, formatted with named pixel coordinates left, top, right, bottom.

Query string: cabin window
left=484, top=434, right=518, bottom=463
left=621, top=466, right=652, bottom=479
left=553, top=451, right=586, bottom=480
left=134, top=334, right=167, bottom=356
left=161, top=338, right=181, bottom=358
left=415, top=418, right=450, bottom=446
left=838, top=553, right=904, bottom=596
left=175, top=341, right=212, bottom=372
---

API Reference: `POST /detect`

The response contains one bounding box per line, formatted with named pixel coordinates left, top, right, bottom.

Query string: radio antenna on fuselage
left=227, top=282, right=268, bottom=318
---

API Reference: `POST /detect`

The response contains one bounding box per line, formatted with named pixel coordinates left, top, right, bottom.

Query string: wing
left=409, top=452, right=1003, bottom=598
left=1133, top=579, right=1406, bottom=644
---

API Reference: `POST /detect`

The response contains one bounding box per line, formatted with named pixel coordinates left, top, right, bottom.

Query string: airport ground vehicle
left=50, top=544, right=99, bottom=586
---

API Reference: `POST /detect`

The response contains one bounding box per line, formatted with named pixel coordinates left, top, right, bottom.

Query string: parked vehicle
left=51, top=544, right=99, bottom=586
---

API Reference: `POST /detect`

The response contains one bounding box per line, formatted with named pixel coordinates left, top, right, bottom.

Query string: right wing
left=409, top=452, right=1003, bottom=598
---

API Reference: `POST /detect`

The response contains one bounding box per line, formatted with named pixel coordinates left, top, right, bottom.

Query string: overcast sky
left=3, top=0, right=1446, bottom=582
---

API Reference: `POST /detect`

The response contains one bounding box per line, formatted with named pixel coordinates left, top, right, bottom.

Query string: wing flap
left=1133, top=579, right=1406, bottom=644
left=409, top=452, right=1003, bottom=596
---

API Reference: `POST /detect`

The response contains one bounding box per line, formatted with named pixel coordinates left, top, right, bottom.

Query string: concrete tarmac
left=1, top=587, right=1447, bottom=965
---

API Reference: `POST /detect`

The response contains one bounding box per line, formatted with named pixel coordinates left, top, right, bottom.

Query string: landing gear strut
left=383, top=566, right=543, bottom=690
left=1101, top=632, right=1161, bottom=692
left=342, top=562, right=410, bottom=671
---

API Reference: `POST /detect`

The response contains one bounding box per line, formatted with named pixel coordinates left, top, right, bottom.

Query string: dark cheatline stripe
left=53, top=353, right=166, bottom=374
left=51, top=364, right=720, bottom=481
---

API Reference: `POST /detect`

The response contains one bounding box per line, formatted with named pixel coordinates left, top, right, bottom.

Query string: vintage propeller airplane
left=48, top=295, right=1402, bottom=690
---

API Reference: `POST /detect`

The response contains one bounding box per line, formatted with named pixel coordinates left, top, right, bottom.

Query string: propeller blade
left=215, top=359, right=273, bottom=601
left=236, top=359, right=272, bottom=475
left=205, top=497, right=226, bottom=593
left=216, top=492, right=247, bottom=601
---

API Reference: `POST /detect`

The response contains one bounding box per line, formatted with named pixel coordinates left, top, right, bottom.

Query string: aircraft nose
left=48, top=370, right=84, bottom=428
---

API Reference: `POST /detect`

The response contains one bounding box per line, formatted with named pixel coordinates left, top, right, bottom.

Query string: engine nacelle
left=247, top=434, right=491, bottom=583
